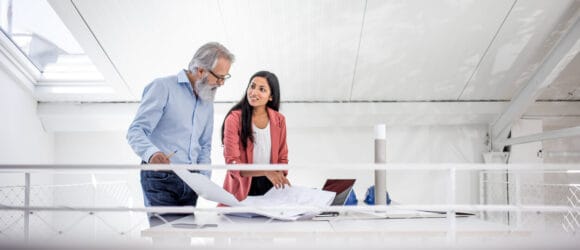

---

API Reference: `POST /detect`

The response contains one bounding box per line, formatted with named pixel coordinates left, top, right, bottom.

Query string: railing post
left=24, top=172, right=30, bottom=242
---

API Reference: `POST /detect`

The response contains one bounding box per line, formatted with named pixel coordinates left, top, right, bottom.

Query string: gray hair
left=188, top=42, right=235, bottom=72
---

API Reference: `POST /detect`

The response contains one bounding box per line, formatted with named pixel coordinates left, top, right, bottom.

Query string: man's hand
left=264, top=171, right=291, bottom=189
left=149, top=152, right=171, bottom=164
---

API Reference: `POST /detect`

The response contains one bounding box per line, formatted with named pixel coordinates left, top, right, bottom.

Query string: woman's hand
left=264, top=171, right=291, bottom=189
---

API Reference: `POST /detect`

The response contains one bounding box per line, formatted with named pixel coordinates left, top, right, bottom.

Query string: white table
left=140, top=211, right=533, bottom=248
left=142, top=212, right=334, bottom=239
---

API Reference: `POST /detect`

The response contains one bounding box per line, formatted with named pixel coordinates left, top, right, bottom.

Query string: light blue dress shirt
left=127, top=70, right=213, bottom=177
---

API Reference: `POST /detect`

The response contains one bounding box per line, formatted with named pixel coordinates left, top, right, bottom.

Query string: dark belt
left=149, top=170, right=175, bottom=173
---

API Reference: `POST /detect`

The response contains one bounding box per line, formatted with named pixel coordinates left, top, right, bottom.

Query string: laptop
left=315, top=179, right=356, bottom=217
left=321, top=179, right=356, bottom=206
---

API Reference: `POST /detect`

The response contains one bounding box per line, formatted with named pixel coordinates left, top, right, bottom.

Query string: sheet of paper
left=173, top=169, right=241, bottom=206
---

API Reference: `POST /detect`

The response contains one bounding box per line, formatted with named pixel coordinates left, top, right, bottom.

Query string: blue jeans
left=140, top=169, right=198, bottom=226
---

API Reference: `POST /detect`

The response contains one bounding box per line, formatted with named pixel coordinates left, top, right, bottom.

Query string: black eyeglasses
left=208, top=70, right=231, bottom=82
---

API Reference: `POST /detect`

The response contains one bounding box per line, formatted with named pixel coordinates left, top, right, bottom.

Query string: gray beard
left=194, top=76, right=216, bottom=102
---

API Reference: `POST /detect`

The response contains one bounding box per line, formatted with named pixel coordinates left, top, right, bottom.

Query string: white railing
left=1, top=163, right=579, bottom=247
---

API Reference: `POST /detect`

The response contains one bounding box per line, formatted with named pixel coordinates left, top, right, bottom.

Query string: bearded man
left=127, top=42, right=235, bottom=226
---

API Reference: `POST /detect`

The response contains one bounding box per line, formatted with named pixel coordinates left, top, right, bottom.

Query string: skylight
left=0, top=0, right=103, bottom=82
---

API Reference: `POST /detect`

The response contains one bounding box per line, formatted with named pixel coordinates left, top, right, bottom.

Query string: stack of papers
left=238, top=186, right=336, bottom=220
left=173, top=169, right=335, bottom=221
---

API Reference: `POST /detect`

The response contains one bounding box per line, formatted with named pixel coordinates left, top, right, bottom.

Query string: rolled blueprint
left=374, top=124, right=387, bottom=205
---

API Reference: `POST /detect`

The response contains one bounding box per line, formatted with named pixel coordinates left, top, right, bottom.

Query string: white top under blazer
left=252, top=122, right=271, bottom=164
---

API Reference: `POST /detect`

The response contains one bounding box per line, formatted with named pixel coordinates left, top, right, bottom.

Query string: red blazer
left=222, top=108, right=289, bottom=202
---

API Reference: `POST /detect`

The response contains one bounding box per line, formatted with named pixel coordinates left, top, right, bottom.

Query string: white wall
left=55, top=131, right=139, bottom=164
left=0, top=68, right=54, bottom=165
left=53, top=121, right=488, bottom=207
left=543, top=120, right=580, bottom=164
left=287, top=124, right=487, bottom=205
left=0, top=65, right=54, bottom=188
left=0, top=60, right=55, bottom=240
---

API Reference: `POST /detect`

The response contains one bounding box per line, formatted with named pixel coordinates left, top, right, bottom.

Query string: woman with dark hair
left=221, top=71, right=290, bottom=202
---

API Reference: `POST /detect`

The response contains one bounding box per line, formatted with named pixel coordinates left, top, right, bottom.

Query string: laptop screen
left=322, top=179, right=356, bottom=206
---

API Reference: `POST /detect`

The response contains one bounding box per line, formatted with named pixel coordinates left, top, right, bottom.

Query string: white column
left=374, top=124, right=386, bottom=205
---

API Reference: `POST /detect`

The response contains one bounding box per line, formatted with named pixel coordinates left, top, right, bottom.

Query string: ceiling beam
left=490, top=12, right=580, bottom=151
left=34, top=84, right=123, bottom=102
left=47, top=0, right=135, bottom=100
left=0, top=28, right=40, bottom=92
left=502, top=126, right=580, bottom=146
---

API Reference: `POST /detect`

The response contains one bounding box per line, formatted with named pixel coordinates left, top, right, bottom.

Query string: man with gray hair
left=127, top=42, right=234, bottom=225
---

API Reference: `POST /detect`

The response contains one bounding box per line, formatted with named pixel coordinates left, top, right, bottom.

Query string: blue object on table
left=344, top=189, right=358, bottom=205
left=364, top=185, right=391, bottom=205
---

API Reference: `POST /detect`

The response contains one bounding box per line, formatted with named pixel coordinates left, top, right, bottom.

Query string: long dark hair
left=221, top=71, right=280, bottom=149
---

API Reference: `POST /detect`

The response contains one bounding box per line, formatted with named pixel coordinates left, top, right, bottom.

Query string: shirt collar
left=178, top=69, right=197, bottom=96
left=177, top=69, right=190, bottom=84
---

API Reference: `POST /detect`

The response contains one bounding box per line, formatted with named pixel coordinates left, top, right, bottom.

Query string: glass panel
left=0, top=0, right=103, bottom=81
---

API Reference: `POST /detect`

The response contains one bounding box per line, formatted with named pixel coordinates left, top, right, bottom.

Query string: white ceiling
left=44, top=0, right=579, bottom=102
left=33, top=0, right=580, bottom=132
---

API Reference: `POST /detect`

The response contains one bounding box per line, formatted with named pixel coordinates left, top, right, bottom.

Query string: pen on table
left=166, top=150, right=178, bottom=159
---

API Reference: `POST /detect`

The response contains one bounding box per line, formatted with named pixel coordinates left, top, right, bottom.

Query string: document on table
left=313, top=208, right=474, bottom=221
left=238, top=186, right=336, bottom=220
left=343, top=209, right=449, bottom=219
left=173, top=169, right=335, bottom=221
left=173, top=169, right=241, bottom=206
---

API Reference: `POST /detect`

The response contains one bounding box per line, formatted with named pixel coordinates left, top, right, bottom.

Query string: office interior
left=0, top=0, right=579, bottom=249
